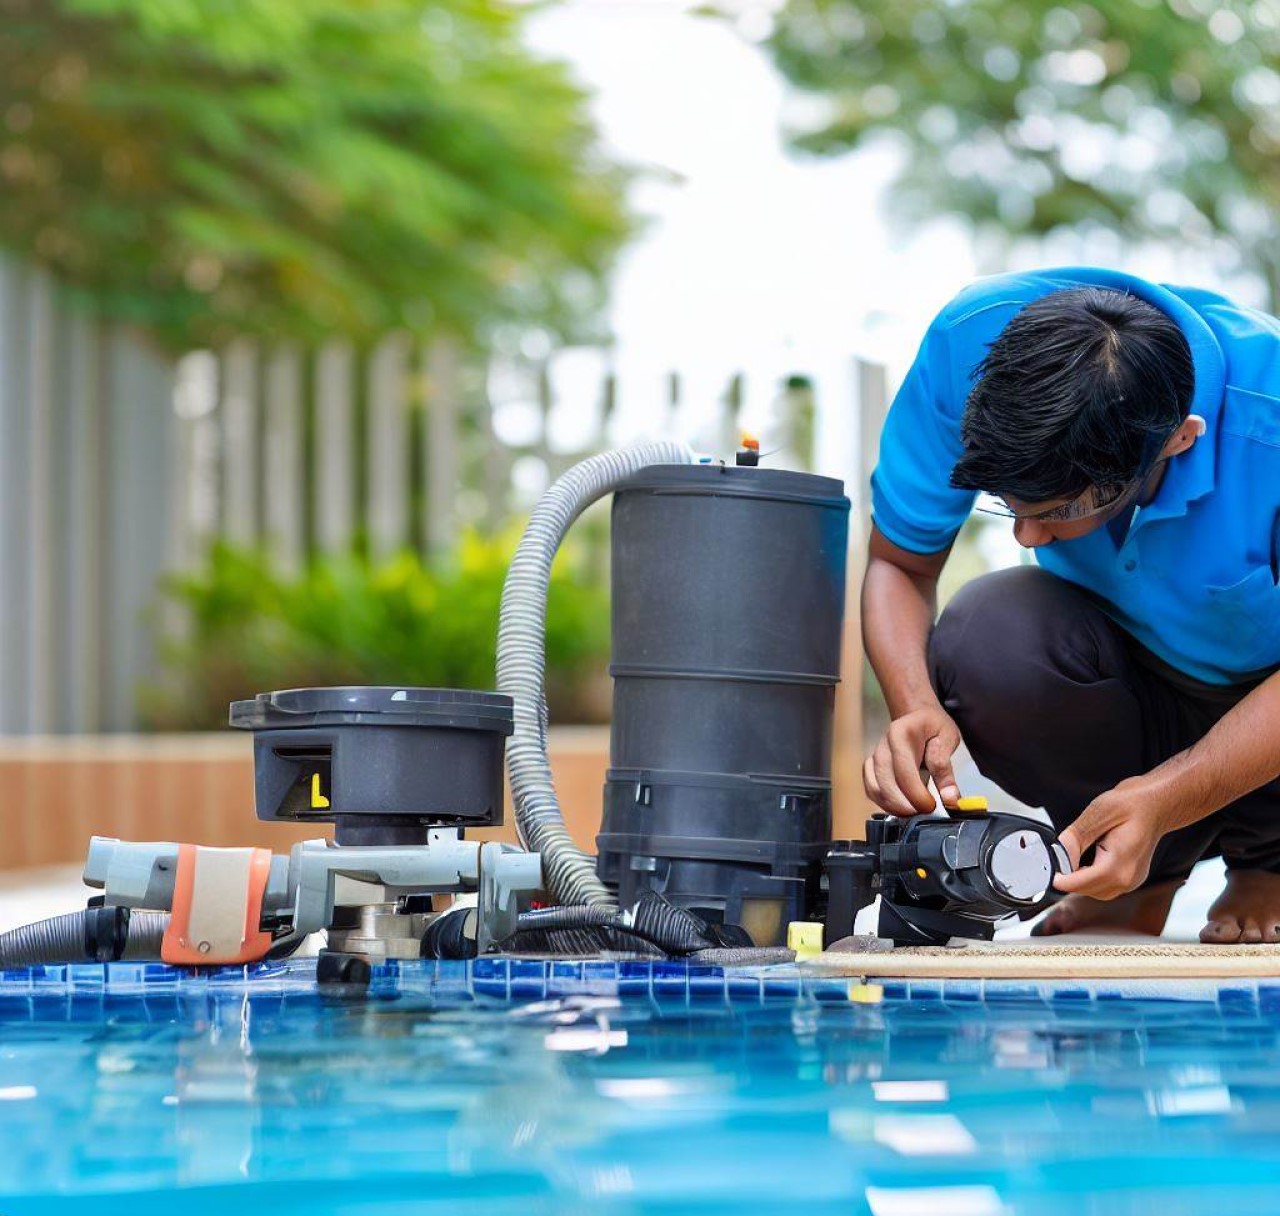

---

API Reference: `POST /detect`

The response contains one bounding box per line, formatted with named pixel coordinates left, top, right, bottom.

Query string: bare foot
left=1200, top=870, right=1280, bottom=944
left=1031, top=878, right=1182, bottom=938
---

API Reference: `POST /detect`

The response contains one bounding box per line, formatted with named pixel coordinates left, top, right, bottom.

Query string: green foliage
left=143, top=532, right=612, bottom=730
left=759, top=0, right=1280, bottom=301
left=0, top=0, right=633, bottom=349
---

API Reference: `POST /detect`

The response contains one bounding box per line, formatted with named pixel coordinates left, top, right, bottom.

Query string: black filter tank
left=596, top=462, right=850, bottom=945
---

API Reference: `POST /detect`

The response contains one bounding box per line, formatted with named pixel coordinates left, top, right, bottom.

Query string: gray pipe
left=497, top=441, right=694, bottom=907
left=0, top=909, right=169, bottom=967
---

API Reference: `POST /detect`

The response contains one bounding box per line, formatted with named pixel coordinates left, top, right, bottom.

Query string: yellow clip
left=787, top=920, right=825, bottom=960
left=310, top=772, right=330, bottom=809
left=849, top=982, right=884, bottom=1005
left=954, top=795, right=989, bottom=814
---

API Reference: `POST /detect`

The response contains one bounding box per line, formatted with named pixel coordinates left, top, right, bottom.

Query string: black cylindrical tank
left=595, top=462, right=850, bottom=945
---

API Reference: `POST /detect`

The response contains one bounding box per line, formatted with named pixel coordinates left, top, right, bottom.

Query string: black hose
left=503, top=893, right=753, bottom=957
left=420, top=906, right=478, bottom=960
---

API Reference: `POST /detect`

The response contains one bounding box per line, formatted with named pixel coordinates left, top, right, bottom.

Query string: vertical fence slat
left=100, top=331, right=176, bottom=731
left=367, top=333, right=410, bottom=559
left=479, top=360, right=509, bottom=532
left=0, top=257, right=26, bottom=734
left=315, top=340, right=355, bottom=554
left=424, top=335, right=461, bottom=556
left=25, top=269, right=56, bottom=733
left=170, top=352, right=221, bottom=570
left=264, top=345, right=304, bottom=572
left=220, top=339, right=259, bottom=547
left=65, top=313, right=106, bottom=731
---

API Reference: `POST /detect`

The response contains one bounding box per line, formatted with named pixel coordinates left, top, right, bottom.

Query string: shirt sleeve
left=870, top=309, right=979, bottom=555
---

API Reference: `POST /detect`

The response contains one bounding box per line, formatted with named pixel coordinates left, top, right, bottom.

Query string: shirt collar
left=1049, top=267, right=1226, bottom=528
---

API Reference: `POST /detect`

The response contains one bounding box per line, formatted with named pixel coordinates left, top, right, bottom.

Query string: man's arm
left=1057, top=669, right=1280, bottom=898
left=861, top=524, right=963, bottom=816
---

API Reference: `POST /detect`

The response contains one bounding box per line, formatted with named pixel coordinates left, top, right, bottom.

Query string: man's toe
left=1032, top=907, right=1073, bottom=937
left=1200, top=918, right=1240, bottom=944
left=1240, top=918, right=1264, bottom=943
left=1264, top=921, right=1280, bottom=944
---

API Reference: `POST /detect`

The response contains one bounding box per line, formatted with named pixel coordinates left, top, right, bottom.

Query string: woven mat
left=804, top=937, right=1280, bottom=979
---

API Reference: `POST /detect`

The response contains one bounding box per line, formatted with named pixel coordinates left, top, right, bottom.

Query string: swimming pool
left=2, top=958, right=1278, bottom=1215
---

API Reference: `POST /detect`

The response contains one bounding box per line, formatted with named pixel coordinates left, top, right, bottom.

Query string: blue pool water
left=2, top=958, right=1279, bottom=1215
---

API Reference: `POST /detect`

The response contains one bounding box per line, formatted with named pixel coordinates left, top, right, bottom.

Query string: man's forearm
left=862, top=554, right=942, bottom=719
left=1137, top=669, right=1280, bottom=832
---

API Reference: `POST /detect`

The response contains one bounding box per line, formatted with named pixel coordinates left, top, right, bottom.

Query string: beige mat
left=805, top=936, right=1280, bottom=980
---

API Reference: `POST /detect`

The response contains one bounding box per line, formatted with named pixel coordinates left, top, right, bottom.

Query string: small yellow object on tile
left=787, top=921, right=825, bottom=959
left=954, top=795, right=989, bottom=813
left=849, top=982, right=884, bottom=1004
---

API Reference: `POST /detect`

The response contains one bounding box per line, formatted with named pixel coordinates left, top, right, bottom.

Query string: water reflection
left=1, top=971, right=1279, bottom=1214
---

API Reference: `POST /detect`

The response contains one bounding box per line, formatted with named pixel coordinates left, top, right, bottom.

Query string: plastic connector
left=787, top=920, right=825, bottom=960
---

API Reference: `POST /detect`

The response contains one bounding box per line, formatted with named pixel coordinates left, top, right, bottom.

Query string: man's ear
left=1161, top=414, right=1206, bottom=459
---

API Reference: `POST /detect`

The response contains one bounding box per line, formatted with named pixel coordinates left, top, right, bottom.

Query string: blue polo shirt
left=871, top=266, right=1280, bottom=685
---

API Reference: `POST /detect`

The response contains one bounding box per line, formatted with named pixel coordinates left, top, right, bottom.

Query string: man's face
left=1002, top=494, right=1122, bottom=547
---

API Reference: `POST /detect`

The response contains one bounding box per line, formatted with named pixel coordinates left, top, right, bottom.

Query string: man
left=864, top=266, right=1280, bottom=942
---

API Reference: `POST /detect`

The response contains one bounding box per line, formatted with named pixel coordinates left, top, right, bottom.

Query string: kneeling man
left=864, top=266, right=1280, bottom=942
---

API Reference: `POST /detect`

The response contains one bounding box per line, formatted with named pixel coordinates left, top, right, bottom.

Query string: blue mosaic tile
left=1217, top=984, right=1260, bottom=1013
left=508, top=958, right=548, bottom=999
left=942, top=979, right=983, bottom=1002
left=805, top=976, right=854, bottom=1003
left=725, top=972, right=763, bottom=1002
left=688, top=967, right=728, bottom=1003
left=581, top=960, right=620, bottom=995
left=981, top=981, right=1047, bottom=1004
left=907, top=980, right=942, bottom=1002
left=615, top=961, right=652, bottom=996
left=650, top=961, right=690, bottom=1004
left=1050, top=986, right=1094, bottom=1001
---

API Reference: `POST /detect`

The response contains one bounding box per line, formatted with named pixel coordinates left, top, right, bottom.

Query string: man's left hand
left=1053, top=778, right=1167, bottom=900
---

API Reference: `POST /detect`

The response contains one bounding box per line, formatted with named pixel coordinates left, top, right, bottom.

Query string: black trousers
left=929, top=566, right=1280, bottom=886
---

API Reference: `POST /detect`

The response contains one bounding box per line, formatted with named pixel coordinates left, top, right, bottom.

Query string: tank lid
left=229, top=686, right=514, bottom=733
left=615, top=462, right=849, bottom=508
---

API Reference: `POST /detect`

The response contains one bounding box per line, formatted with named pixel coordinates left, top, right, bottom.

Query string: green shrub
left=143, top=532, right=612, bottom=730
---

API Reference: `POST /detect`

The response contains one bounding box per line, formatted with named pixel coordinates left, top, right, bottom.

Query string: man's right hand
left=863, top=707, right=963, bottom=817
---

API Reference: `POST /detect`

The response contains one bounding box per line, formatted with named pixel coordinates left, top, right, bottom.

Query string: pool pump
left=0, top=434, right=1067, bottom=976
left=824, top=805, right=1072, bottom=947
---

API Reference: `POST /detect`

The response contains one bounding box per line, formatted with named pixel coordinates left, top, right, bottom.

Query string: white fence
left=0, top=257, right=178, bottom=733
left=0, top=255, right=888, bottom=733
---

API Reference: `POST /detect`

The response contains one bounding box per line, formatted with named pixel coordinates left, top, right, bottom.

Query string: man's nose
left=1013, top=517, right=1054, bottom=548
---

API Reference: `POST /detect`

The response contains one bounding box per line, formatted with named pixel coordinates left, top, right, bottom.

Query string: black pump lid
left=229, top=686, right=514, bottom=734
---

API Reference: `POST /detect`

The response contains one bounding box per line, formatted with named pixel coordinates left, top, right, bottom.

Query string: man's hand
left=864, top=707, right=963, bottom=817
left=1054, top=778, right=1166, bottom=900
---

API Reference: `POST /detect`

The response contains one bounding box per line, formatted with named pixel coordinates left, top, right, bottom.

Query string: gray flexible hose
left=497, top=440, right=694, bottom=906
left=0, top=909, right=169, bottom=967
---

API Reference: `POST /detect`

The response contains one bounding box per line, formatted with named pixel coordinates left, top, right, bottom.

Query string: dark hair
left=950, top=286, right=1195, bottom=502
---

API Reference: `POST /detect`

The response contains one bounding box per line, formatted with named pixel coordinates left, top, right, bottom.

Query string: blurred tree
left=0, top=0, right=632, bottom=349
left=752, top=0, right=1280, bottom=305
